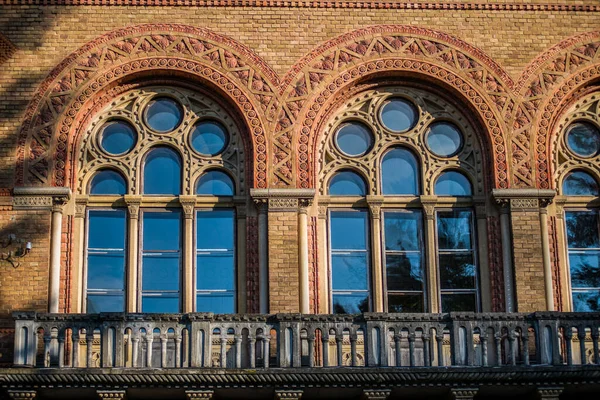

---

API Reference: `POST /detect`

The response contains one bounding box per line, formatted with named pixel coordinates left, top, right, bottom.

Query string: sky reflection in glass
left=145, top=97, right=183, bottom=132
left=90, top=170, right=127, bottom=195
left=567, top=122, right=600, bottom=158
left=100, top=120, right=137, bottom=155
left=335, top=122, right=373, bottom=157
left=381, top=148, right=418, bottom=195
left=426, top=122, right=462, bottom=157
left=196, top=171, right=234, bottom=196
left=143, top=147, right=182, bottom=195
left=563, top=171, right=599, bottom=196
left=329, top=171, right=366, bottom=196
left=380, top=98, right=418, bottom=132
left=435, top=171, right=472, bottom=196
left=191, top=121, right=228, bottom=156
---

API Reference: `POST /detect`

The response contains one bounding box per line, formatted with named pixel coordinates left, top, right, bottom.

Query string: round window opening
left=191, top=120, right=229, bottom=156
left=380, top=98, right=418, bottom=132
left=426, top=121, right=463, bottom=157
left=335, top=122, right=374, bottom=157
left=144, top=97, right=184, bottom=133
left=566, top=121, right=600, bottom=158
left=99, top=120, right=137, bottom=156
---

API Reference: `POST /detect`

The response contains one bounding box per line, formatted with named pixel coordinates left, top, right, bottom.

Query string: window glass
left=329, top=171, right=366, bottom=196
left=426, top=122, right=463, bottom=157
left=143, top=147, right=182, bottom=195
left=566, top=122, right=600, bottom=158
left=141, top=211, right=181, bottom=312
left=86, top=210, right=126, bottom=313
left=145, top=97, right=183, bottom=133
left=191, top=121, right=228, bottom=156
left=100, top=120, right=137, bottom=155
left=380, top=98, right=418, bottom=132
left=196, top=210, right=235, bottom=313
left=437, top=210, right=477, bottom=312
left=335, top=122, right=373, bottom=157
left=196, top=171, right=235, bottom=196
left=381, top=148, right=419, bottom=195
left=330, top=211, right=369, bottom=314
left=435, top=171, right=472, bottom=196
left=565, top=211, right=600, bottom=312
left=90, top=170, right=127, bottom=195
left=384, top=211, right=424, bottom=312
left=563, top=171, right=600, bottom=196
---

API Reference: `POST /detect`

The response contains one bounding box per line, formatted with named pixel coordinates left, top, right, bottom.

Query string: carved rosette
left=186, top=390, right=214, bottom=399
left=97, top=390, right=127, bottom=399
left=450, top=388, right=479, bottom=400
left=363, top=389, right=391, bottom=400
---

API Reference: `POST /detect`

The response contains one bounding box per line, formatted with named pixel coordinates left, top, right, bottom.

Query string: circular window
left=99, top=120, right=137, bottom=155
left=566, top=122, right=600, bottom=158
left=426, top=122, right=463, bottom=157
left=335, top=122, right=373, bottom=157
left=144, top=97, right=183, bottom=133
left=380, top=98, right=418, bottom=132
left=191, top=121, right=228, bottom=156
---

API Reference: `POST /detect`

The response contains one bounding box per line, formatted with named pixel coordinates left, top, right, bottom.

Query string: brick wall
left=267, top=211, right=299, bottom=313
left=510, top=209, right=547, bottom=312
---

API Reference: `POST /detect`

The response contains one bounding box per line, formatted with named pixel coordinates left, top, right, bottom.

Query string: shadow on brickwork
left=0, top=6, right=72, bottom=188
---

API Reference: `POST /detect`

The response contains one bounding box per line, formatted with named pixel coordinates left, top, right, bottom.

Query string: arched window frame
left=317, top=86, right=489, bottom=314
left=74, top=86, right=248, bottom=314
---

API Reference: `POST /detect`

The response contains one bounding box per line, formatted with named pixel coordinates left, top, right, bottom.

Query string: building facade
left=1, top=1, right=600, bottom=399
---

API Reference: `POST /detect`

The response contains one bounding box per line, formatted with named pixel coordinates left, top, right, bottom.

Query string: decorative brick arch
left=275, top=26, right=514, bottom=189
left=15, top=24, right=278, bottom=189
left=514, top=31, right=600, bottom=189
left=0, top=33, right=16, bottom=65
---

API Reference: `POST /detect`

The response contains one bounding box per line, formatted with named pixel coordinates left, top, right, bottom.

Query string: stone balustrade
left=11, top=312, right=600, bottom=369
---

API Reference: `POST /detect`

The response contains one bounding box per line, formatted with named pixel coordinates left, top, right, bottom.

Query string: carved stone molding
left=274, top=389, right=303, bottom=400
left=250, top=188, right=316, bottom=212
left=75, top=196, right=89, bottom=218
left=537, top=386, right=563, bottom=400
left=12, top=187, right=72, bottom=210
left=186, top=390, right=214, bottom=399
left=124, top=195, right=143, bottom=219
left=510, top=198, right=539, bottom=210
left=363, top=389, right=391, bottom=400
left=7, top=391, right=37, bottom=399
left=12, top=196, right=52, bottom=210
left=420, top=195, right=438, bottom=221
left=450, top=388, right=479, bottom=400
left=97, top=390, right=126, bottom=399
left=492, top=188, right=556, bottom=212
left=179, top=195, right=197, bottom=219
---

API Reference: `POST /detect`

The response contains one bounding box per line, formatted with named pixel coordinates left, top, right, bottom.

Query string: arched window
left=320, top=86, right=484, bottom=314
left=78, top=86, right=245, bottom=314
left=562, top=170, right=599, bottom=196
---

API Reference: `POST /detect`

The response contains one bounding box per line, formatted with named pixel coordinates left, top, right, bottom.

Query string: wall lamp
left=1, top=234, right=32, bottom=269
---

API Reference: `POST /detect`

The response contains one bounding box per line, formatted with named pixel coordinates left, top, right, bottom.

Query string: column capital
left=179, top=195, right=197, bottom=219
left=12, top=186, right=72, bottom=211
left=75, top=195, right=89, bottom=218
left=124, top=195, right=143, bottom=219
left=367, top=195, right=384, bottom=219
left=363, top=389, right=391, bottom=400
left=492, top=188, right=556, bottom=211
left=250, top=188, right=315, bottom=212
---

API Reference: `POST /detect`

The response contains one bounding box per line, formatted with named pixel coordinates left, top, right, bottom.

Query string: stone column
left=421, top=196, right=439, bottom=313
left=496, top=199, right=515, bottom=312
left=180, top=195, right=197, bottom=313
left=539, top=201, right=555, bottom=311
left=235, top=201, right=248, bottom=313
left=367, top=196, right=384, bottom=312
left=72, top=196, right=88, bottom=313
left=475, top=202, right=492, bottom=311
left=124, top=195, right=142, bottom=312
left=317, top=203, right=330, bottom=313
left=49, top=194, right=69, bottom=313
left=254, top=199, right=269, bottom=313
left=298, top=198, right=313, bottom=314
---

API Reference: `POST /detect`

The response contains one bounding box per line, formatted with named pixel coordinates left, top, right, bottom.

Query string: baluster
left=336, top=334, right=343, bottom=367
left=72, top=330, right=80, bottom=368
left=394, top=334, right=402, bottom=367
left=307, top=331, right=315, bottom=368
left=423, top=333, right=431, bottom=367
left=408, top=332, right=416, bottom=367
left=350, top=333, right=357, bottom=367
left=235, top=334, right=242, bottom=368
left=58, top=334, right=65, bottom=368
left=30, top=329, right=39, bottom=367
left=220, top=331, right=227, bottom=368
left=86, top=332, right=94, bottom=368
left=592, top=330, right=600, bottom=365
left=481, top=333, right=488, bottom=367
left=146, top=334, right=154, bottom=368
left=175, top=334, right=182, bottom=368
left=322, top=332, right=329, bottom=367
left=508, top=329, right=516, bottom=366
left=522, top=330, right=530, bottom=366
left=436, top=332, right=444, bottom=367
left=132, top=335, right=140, bottom=368
left=494, top=332, right=502, bottom=366
left=578, top=329, right=587, bottom=365
left=160, top=334, right=168, bottom=368
left=262, top=332, right=270, bottom=369
left=564, top=328, right=573, bottom=366
left=43, top=333, right=52, bottom=367
left=248, top=335, right=256, bottom=369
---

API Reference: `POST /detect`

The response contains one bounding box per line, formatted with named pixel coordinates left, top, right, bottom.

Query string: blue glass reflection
left=100, top=120, right=137, bottom=155
left=88, top=210, right=126, bottom=250
left=143, top=147, right=182, bottom=195
left=90, top=170, right=127, bottom=195
left=426, top=122, right=462, bottom=157
left=384, top=211, right=421, bottom=251
left=567, top=122, right=600, bottom=158
left=435, top=171, right=472, bottom=196
left=335, top=122, right=373, bottom=156
left=191, top=121, right=228, bottom=156
left=381, top=148, right=419, bottom=195
left=143, top=212, right=181, bottom=251
left=437, top=211, right=473, bottom=250
left=87, top=295, right=124, bottom=314
left=196, top=171, right=235, bottom=196
left=563, top=171, right=600, bottom=196
left=142, top=296, right=180, bottom=313
left=380, top=98, right=418, bottom=132
left=329, top=171, right=366, bottom=196
left=330, top=211, right=368, bottom=250
left=197, top=294, right=235, bottom=314
left=145, top=97, right=183, bottom=132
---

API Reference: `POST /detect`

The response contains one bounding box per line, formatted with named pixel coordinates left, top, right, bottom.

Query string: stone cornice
left=0, top=1, right=598, bottom=11
left=1, top=366, right=600, bottom=389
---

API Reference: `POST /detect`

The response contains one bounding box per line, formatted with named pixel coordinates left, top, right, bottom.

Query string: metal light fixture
left=1, top=234, right=32, bottom=269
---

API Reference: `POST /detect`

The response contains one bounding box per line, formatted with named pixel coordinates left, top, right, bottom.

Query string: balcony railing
left=12, top=312, right=600, bottom=369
